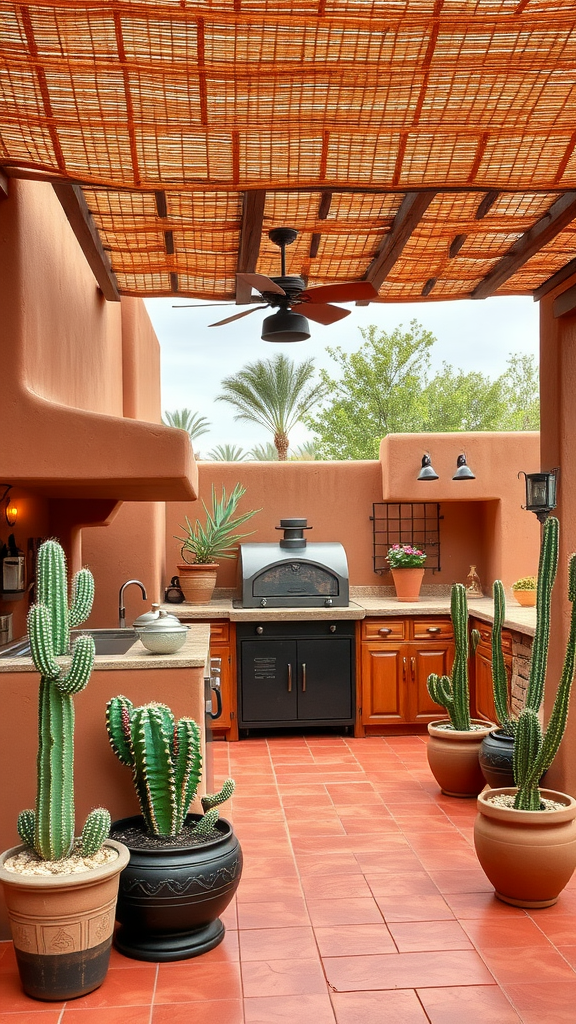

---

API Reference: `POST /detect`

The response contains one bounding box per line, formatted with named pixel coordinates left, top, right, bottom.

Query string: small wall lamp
left=518, top=469, right=559, bottom=523
left=1, top=484, right=17, bottom=527
left=417, top=454, right=439, bottom=481
left=452, top=453, right=476, bottom=481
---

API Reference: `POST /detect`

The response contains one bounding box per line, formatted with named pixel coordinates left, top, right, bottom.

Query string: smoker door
left=241, top=640, right=297, bottom=722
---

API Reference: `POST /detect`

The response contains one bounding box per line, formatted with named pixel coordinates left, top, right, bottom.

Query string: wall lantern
left=518, top=469, right=558, bottom=523
left=417, top=454, right=439, bottom=481
left=452, top=453, right=475, bottom=480
left=0, top=484, right=17, bottom=527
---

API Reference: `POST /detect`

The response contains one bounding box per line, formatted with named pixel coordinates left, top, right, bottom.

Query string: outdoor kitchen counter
left=0, top=622, right=210, bottom=672
left=161, top=594, right=536, bottom=636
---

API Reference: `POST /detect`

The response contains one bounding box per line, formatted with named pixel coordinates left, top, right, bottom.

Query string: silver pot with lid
left=134, top=605, right=189, bottom=654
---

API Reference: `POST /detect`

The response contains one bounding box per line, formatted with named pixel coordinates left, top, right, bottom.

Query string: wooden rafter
left=0, top=170, right=7, bottom=197
left=533, top=258, right=576, bottom=302
left=309, top=191, right=332, bottom=259
left=52, top=183, right=120, bottom=301
left=236, top=190, right=266, bottom=304
left=359, top=191, right=436, bottom=300
left=472, top=192, right=576, bottom=299
left=553, top=284, right=576, bottom=318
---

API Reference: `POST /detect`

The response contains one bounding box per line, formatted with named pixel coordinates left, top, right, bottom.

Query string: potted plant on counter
left=426, top=583, right=494, bottom=797
left=475, top=516, right=576, bottom=908
left=105, top=696, right=241, bottom=961
left=512, top=575, right=537, bottom=607
left=387, top=543, right=427, bottom=602
left=0, top=540, right=129, bottom=1001
left=175, top=483, right=261, bottom=603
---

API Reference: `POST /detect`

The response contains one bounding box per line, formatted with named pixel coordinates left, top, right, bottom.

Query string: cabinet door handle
left=411, top=657, right=416, bottom=679
left=302, top=663, right=307, bottom=692
left=287, top=663, right=292, bottom=693
left=378, top=627, right=392, bottom=635
left=403, top=657, right=407, bottom=681
left=427, top=627, right=441, bottom=634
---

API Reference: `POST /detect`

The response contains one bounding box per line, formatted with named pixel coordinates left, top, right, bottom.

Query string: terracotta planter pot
left=390, top=568, right=425, bottom=602
left=0, top=840, right=130, bottom=1001
left=427, top=719, right=495, bottom=797
left=176, top=562, right=219, bottom=604
left=474, top=787, right=576, bottom=908
left=513, top=589, right=537, bottom=607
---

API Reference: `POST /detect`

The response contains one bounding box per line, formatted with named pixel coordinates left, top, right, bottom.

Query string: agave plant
left=175, top=483, right=261, bottom=565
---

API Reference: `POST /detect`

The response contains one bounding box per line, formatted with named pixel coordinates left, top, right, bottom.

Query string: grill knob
left=256, top=626, right=264, bottom=635
left=329, top=624, right=336, bottom=633
left=325, top=598, right=333, bottom=607
left=260, top=598, right=267, bottom=607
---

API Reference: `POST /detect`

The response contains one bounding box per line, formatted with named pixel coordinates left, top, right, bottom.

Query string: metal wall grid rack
left=371, top=503, right=442, bottom=574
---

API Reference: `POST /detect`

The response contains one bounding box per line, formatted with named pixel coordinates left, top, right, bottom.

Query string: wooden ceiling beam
left=52, top=183, right=120, bottom=301
left=236, top=190, right=266, bottom=304
left=553, top=283, right=576, bottom=318
left=0, top=170, right=8, bottom=197
left=358, top=191, right=436, bottom=302
left=533, top=257, right=576, bottom=301
left=476, top=190, right=499, bottom=219
left=472, top=191, right=576, bottom=300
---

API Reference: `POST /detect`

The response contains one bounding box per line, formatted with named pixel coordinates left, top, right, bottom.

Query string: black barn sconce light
left=1, top=484, right=17, bottom=526
left=417, top=454, right=439, bottom=481
left=452, top=453, right=476, bottom=480
left=518, top=469, right=559, bottom=524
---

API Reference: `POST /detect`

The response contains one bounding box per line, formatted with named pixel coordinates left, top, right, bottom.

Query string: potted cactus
left=105, top=696, right=241, bottom=961
left=0, top=540, right=129, bottom=1001
left=512, top=575, right=537, bottom=606
left=426, top=583, right=495, bottom=797
left=474, top=517, right=576, bottom=908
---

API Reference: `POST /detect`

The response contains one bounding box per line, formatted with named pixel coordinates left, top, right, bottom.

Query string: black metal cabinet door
left=241, top=640, right=297, bottom=722
left=296, top=638, right=353, bottom=721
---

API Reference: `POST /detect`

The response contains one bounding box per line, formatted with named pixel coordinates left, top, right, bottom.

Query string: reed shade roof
left=2, top=1, right=576, bottom=303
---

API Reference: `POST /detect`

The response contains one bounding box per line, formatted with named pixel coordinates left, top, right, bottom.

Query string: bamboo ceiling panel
left=1, top=1, right=576, bottom=301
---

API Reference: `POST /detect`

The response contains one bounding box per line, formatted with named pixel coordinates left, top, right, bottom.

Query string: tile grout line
left=148, top=962, right=159, bottom=1024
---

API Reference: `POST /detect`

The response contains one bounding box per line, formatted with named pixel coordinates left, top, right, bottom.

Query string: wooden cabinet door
left=297, top=639, right=353, bottom=721
left=240, top=639, right=297, bottom=724
left=361, top=642, right=410, bottom=725
left=410, top=642, right=455, bottom=722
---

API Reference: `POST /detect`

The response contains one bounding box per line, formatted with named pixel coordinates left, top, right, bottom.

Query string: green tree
left=249, top=442, right=279, bottom=461
left=498, top=353, right=540, bottom=430
left=205, top=444, right=248, bottom=461
left=216, top=354, right=328, bottom=461
left=422, top=364, right=507, bottom=432
left=162, top=408, right=211, bottom=442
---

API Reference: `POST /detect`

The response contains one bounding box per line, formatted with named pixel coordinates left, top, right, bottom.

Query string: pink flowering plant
left=387, top=544, right=427, bottom=569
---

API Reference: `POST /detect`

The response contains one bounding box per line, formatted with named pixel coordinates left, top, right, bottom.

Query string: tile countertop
left=162, top=590, right=537, bottom=637
left=0, top=623, right=211, bottom=674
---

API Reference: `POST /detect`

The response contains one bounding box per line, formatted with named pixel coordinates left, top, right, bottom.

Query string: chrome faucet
left=119, top=579, right=147, bottom=629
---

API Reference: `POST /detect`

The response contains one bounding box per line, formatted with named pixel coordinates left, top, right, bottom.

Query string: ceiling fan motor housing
left=262, top=275, right=306, bottom=306
left=261, top=308, right=311, bottom=343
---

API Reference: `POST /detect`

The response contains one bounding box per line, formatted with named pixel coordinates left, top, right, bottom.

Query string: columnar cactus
left=512, top=518, right=576, bottom=810
left=17, top=539, right=111, bottom=860
left=106, top=696, right=235, bottom=837
left=427, top=583, right=477, bottom=730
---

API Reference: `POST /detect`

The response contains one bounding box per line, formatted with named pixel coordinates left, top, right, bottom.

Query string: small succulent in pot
left=512, top=575, right=537, bottom=592
left=175, top=483, right=261, bottom=565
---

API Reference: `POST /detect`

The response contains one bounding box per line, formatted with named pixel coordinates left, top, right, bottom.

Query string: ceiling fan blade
left=209, top=305, right=267, bottom=327
left=236, top=273, right=286, bottom=296
left=172, top=303, right=233, bottom=308
left=300, top=281, right=378, bottom=303
left=301, top=303, right=351, bottom=325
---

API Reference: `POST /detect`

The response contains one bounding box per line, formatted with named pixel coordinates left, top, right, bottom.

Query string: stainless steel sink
left=0, top=628, right=138, bottom=658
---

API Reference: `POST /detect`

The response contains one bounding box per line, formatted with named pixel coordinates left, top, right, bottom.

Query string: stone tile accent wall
left=511, top=631, right=534, bottom=718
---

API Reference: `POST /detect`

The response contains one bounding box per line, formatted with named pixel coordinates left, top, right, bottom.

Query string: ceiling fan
left=174, top=227, right=378, bottom=342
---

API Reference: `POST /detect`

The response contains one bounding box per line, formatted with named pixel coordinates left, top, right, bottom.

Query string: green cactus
left=17, top=539, right=111, bottom=860
left=106, top=696, right=234, bottom=837
left=512, top=519, right=576, bottom=810
left=427, top=583, right=472, bottom=730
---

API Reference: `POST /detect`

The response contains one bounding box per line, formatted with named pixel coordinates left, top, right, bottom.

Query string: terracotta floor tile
left=0, top=968, right=63, bottom=1012
left=306, top=897, right=384, bottom=927
left=237, top=898, right=310, bottom=929
left=314, top=922, right=395, bottom=957
left=525, top=890, right=576, bottom=917
left=365, top=871, right=440, bottom=897
left=417, top=985, right=522, bottom=1023
left=283, top=803, right=336, bottom=819
left=237, top=875, right=303, bottom=902
left=323, top=949, right=494, bottom=991
left=193, top=929, right=239, bottom=963
left=239, top=926, right=318, bottom=961
left=290, top=833, right=403, bottom=856
left=287, top=819, right=347, bottom=837
left=427, top=868, right=494, bottom=894
left=443, top=892, right=528, bottom=919
left=295, top=852, right=362, bottom=877
left=341, top=818, right=403, bottom=835
left=60, top=967, right=157, bottom=1009
left=334, top=802, right=391, bottom=818
left=154, top=961, right=242, bottom=1003
left=388, top=920, right=473, bottom=952
left=461, top=917, right=555, bottom=949
left=375, top=894, right=455, bottom=923
left=556, top=945, right=576, bottom=969
left=301, top=872, right=373, bottom=901
left=152, top=999, right=244, bottom=1024
left=330, top=989, right=429, bottom=1024
left=415, top=848, right=480, bottom=871
left=63, top=1008, right=152, bottom=1023
left=325, top=783, right=378, bottom=802
left=241, top=957, right=326, bottom=998
left=479, top=945, right=576, bottom=985
left=244, top=993, right=336, bottom=1024
left=221, top=900, right=238, bottom=929
left=525, top=911, right=576, bottom=944
left=0, top=1012, right=62, bottom=1024
left=503, top=981, right=576, bottom=1022
left=241, top=856, right=298, bottom=878
left=353, top=849, right=426, bottom=874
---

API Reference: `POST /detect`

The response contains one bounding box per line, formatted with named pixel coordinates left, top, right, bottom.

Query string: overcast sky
left=145, top=294, right=540, bottom=455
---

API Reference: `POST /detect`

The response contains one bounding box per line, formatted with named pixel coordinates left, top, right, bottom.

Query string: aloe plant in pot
left=175, top=483, right=261, bottom=603
left=106, top=696, right=241, bottom=961
left=474, top=516, right=576, bottom=908
left=426, top=583, right=495, bottom=797
left=0, top=540, right=129, bottom=1001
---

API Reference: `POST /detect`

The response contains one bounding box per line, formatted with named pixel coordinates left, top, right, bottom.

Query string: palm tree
left=290, top=441, right=319, bottom=461
left=249, top=442, right=279, bottom=461
left=206, top=444, right=248, bottom=461
left=162, top=408, right=211, bottom=442
left=216, top=354, right=328, bottom=461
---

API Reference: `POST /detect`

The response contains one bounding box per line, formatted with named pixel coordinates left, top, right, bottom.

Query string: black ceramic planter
left=479, top=729, right=515, bottom=788
left=110, top=814, right=242, bottom=962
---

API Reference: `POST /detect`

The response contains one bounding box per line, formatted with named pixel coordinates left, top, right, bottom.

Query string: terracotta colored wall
left=0, top=487, right=50, bottom=640
left=0, top=663, right=206, bottom=937
left=121, top=298, right=162, bottom=423
left=539, top=275, right=576, bottom=797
